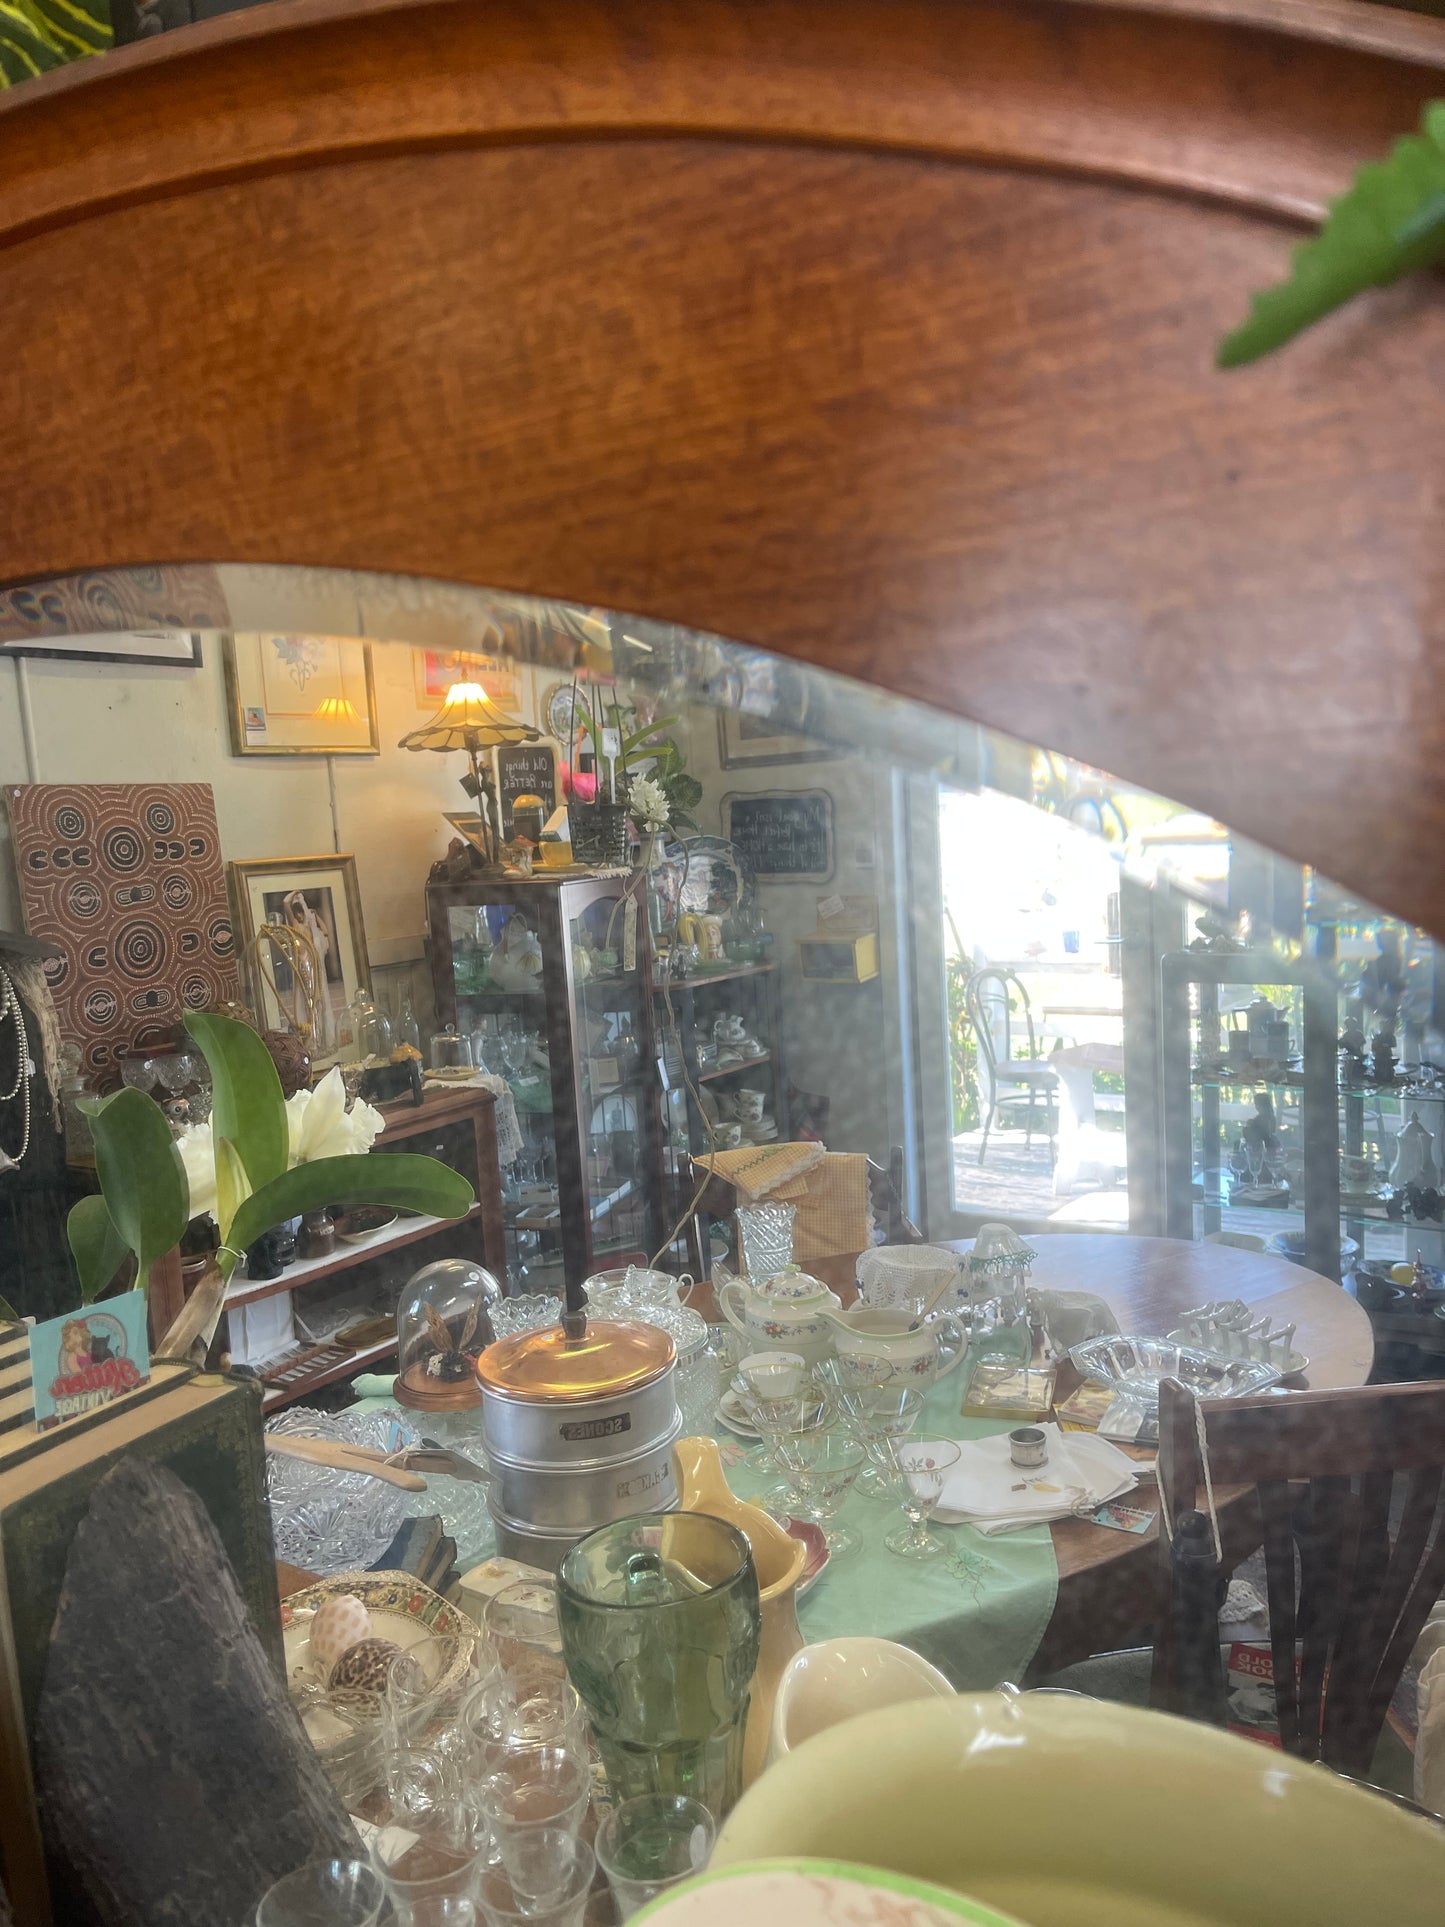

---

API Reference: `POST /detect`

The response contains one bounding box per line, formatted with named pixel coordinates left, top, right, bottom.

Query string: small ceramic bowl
left=332, top=1205, right=399, bottom=1244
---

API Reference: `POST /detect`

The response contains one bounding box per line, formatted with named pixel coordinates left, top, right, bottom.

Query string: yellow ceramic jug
left=673, top=1434, right=806, bottom=1786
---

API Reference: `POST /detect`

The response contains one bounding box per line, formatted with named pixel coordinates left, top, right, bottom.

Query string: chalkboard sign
left=723, top=790, right=834, bottom=881
left=493, top=742, right=558, bottom=840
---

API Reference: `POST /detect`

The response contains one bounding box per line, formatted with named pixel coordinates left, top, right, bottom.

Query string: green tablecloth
left=348, top=1369, right=1058, bottom=1689
left=719, top=1371, right=1058, bottom=1692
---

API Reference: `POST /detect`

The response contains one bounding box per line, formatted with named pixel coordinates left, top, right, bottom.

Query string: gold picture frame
left=228, top=853, right=372, bottom=1066
left=223, top=633, right=380, bottom=755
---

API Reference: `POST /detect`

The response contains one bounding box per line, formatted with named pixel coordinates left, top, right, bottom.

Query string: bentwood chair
left=1152, top=1376, right=1445, bottom=1781
left=965, top=967, right=1059, bottom=1167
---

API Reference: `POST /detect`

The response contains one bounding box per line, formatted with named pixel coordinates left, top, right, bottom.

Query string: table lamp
left=400, top=676, right=542, bottom=867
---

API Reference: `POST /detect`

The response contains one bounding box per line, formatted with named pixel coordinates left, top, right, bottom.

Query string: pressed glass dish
left=1067, top=1335, right=1282, bottom=1402
left=267, top=1408, right=419, bottom=1572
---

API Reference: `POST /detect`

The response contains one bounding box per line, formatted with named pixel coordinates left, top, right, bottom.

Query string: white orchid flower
left=629, top=774, right=671, bottom=833
left=179, top=1067, right=384, bottom=1222
left=286, top=1067, right=385, bottom=1163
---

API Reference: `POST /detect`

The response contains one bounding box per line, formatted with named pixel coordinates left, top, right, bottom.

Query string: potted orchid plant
left=65, top=1012, right=473, bottom=1352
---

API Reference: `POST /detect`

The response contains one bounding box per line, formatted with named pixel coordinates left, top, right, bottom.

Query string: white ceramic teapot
left=718, top=1265, right=844, bottom=1363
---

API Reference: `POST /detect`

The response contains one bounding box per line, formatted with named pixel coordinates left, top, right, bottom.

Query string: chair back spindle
left=1154, top=1377, right=1445, bottom=1777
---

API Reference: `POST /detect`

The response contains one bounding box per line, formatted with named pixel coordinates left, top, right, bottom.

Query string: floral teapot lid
left=754, top=1264, right=831, bottom=1304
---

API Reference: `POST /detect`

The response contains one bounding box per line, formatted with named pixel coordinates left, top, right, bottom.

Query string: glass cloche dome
left=393, top=1258, right=503, bottom=1412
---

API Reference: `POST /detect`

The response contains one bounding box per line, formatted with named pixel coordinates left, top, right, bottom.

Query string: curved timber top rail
left=5, top=0, right=1445, bottom=929
left=5, top=0, right=1445, bottom=241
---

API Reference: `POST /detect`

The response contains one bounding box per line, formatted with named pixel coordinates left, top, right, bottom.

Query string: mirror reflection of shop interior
left=4, top=565, right=1440, bottom=1395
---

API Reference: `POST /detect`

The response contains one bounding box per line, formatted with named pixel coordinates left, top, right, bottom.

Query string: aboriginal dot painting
left=6, top=784, right=238, bottom=1084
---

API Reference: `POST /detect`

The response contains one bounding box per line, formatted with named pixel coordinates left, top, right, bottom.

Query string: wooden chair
left=1153, top=1376, right=1445, bottom=1779
left=873, top=1147, right=923, bottom=1247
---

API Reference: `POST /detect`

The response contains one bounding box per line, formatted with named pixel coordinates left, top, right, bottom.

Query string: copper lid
left=393, top=1361, right=484, bottom=1412
left=476, top=1317, right=674, bottom=1403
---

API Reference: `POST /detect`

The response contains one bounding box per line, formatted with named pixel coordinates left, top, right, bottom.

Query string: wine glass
left=837, top=1375, right=927, bottom=1501
left=883, top=1437, right=961, bottom=1560
left=120, top=1053, right=160, bottom=1095
left=744, top=1388, right=833, bottom=1523
left=773, top=1428, right=866, bottom=1556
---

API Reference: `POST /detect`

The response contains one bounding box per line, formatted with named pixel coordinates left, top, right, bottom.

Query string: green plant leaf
left=186, top=1010, right=288, bottom=1191
left=222, top=1153, right=475, bottom=1273
left=87, top=1087, right=190, bottom=1282
left=66, top=1194, right=132, bottom=1303
left=1219, top=101, right=1445, bottom=366
left=0, top=1293, right=18, bottom=1325
left=622, top=717, right=680, bottom=753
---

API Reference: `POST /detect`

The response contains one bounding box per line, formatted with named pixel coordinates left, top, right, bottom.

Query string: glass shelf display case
left=652, top=960, right=785, bottom=1274
left=1161, top=950, right=1342, bottom=1280
left=427, top=874, right=665, bottom=1294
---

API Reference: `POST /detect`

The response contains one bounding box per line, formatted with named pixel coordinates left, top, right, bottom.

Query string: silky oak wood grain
left=5, top=1, right=1445, bottom=927
left=5, top=0, right=1445, bottom=240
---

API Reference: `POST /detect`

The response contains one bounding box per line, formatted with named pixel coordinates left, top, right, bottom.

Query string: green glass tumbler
left=557, top=1512, right=760, bottom=1817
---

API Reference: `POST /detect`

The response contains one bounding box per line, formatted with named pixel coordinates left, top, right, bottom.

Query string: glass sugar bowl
left=393, top=1258, right=503, bottom=1418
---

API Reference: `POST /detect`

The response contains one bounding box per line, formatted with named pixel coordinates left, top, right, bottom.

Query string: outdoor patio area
left=951, top=1124, right=1130, bottom=1227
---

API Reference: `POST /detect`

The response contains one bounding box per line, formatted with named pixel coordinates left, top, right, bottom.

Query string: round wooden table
left=803, top=1232, right=1374, bottom=1674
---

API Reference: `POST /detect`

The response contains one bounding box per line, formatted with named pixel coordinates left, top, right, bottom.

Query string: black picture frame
left=0, top=631, right=204, bottom=668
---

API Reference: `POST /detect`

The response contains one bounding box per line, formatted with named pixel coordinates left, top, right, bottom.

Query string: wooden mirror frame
left=4, top=0, right=1445, bottom=925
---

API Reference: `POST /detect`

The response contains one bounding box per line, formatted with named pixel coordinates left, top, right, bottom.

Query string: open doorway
left=940, top=784, right=1127, bottom=1228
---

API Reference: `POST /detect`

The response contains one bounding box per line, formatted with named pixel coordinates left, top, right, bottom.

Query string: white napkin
left=934, top=1425, right=1138, bottom=1534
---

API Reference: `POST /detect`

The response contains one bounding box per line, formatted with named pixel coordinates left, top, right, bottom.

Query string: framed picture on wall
left=223, top=634, right=379, bottom=755
left=413, top=647, right=520, bottom=711
left=716, top=655, right=837, bottom=769
left=228, top=854, right=372, bottom=1064
left=0, top=630, right=204, bottom=667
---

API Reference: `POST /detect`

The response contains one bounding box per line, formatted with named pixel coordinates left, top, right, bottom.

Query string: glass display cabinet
left=1161, top=950, right=1341, bottom=1280
left=427, top=874, right=665, bottom=1293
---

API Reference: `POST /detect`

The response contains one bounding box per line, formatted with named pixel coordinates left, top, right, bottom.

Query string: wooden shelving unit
left=227, top=1084, right=505, bottom=1412
left=226, top=1204, right=484, bottom=1310
left=259, top=1334, right=398, bottom=1412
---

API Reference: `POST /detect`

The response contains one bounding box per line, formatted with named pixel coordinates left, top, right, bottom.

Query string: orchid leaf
left=84, top=1087, right=190, bottom=1281
left=1220, top=101, right=1445, bottom=366
left=222, top=1153, right=474, bottom=1274
left=186, top=1011, right=288, bottom=1191
left=66, top=1193, right=131, bottom=1303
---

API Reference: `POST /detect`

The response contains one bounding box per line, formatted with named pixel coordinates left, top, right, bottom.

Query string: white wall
left=684, top=712, right=908, bottom=1166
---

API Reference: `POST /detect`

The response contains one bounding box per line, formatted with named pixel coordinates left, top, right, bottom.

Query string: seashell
left=308, top=1593, right=372, bottom=1675
left=327, top=1635, right=405, bottom=1704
